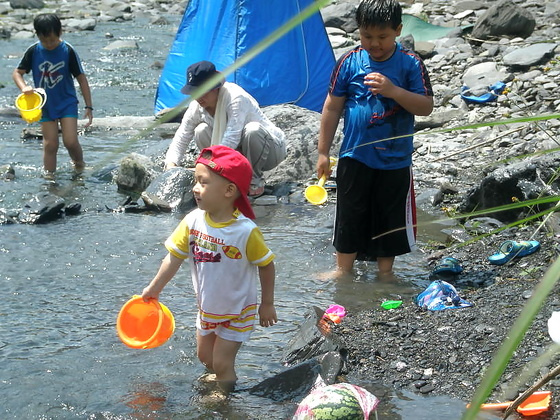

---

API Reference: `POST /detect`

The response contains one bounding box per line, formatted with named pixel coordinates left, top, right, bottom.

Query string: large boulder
left=143, top=167, right=195, bottom=213
left=471, top=0, right=536, bottom=40
left=263, top=104, right=343, bottom=187
left=116, top=153, right=158, bottom=193
left=459, top=155, right=560, bottom=223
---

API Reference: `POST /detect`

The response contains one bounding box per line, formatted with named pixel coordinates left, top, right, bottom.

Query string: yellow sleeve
left=246, top=227, right=275, bottom=266
left=164, top=217, right=190, bottom=260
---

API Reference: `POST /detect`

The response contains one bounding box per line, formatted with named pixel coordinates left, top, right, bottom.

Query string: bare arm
left=365, top=72, right=433, bottom=116
left=12, top=68, right=33, bottom=93
left=258, top=261, right=277, bottom=327
left=76, top=73, right=93, bottom=127
left=142, top=253, right=183, bottom=301
left=164, top=103, right=199, bottom=170
left=317, top=94, right=345, bottom=179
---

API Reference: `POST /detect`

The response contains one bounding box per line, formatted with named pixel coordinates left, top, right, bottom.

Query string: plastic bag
left=416, top=280, right=473, bottom=311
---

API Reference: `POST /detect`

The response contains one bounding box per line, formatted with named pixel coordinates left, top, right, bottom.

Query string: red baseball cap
left=195, top=145, right=256, bottom=219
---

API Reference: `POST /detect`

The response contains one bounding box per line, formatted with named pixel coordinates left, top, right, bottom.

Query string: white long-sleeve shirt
left=165, top=82, right=285, bottom=166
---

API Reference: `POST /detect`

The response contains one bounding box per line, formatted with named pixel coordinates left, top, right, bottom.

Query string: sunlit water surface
left=0, top=16, right=478, bottom=420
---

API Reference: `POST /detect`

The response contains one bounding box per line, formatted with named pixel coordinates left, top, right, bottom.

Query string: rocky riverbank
left=332, top=228, right=560, bottom=413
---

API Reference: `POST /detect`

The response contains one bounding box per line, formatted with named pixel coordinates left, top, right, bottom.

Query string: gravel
left=331, top=227, right=560, bottom=417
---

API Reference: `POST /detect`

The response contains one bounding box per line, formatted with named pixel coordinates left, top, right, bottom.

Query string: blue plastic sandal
left=431, top=257, right=463, bottom=275
left=487, top=240, right=541, bottom=266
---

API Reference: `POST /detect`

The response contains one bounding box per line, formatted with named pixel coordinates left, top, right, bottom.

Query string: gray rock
left=262, top=104, right=343, bottom=187
left=64, top=18, right=97, bottom=31
left=143, top=167, right=195, bottom=213
left=460, top=155, right=560, bottom=222
left=116, top=153, right=157, bottom=193
left=17, top=192, right=66, bottom=224
left=462, top=62, right=508, bottom=89
left=1, top=164, right=15, bottom=180
left=471, top=0, right=536, bottom=40
left=321, top=3, right=358, bottom=34
left=103, top=39, right=139, bottom=51
left=464, top=217, right=504, bottom=235
left=9, top=0, right=44, bottom=9
left=454, top=1, right=486, bottom=13
left=502, top=43, right=558, bottom=68
left=414, top=41, right=436, bottom=58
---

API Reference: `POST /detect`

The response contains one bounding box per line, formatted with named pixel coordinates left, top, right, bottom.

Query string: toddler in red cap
left=142, top=145, right=277, bottom=398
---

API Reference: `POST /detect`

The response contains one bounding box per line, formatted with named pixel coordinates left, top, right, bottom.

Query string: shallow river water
left=0, top=15, right=480, bottom=420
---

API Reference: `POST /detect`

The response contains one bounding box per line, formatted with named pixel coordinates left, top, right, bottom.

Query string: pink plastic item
left=323, top=304, right=346, bottom=324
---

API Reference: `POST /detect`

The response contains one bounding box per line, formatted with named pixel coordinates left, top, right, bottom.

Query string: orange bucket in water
left=15, top=89, right=46, bottom=123
left=116, top=296, right=175, bottom=349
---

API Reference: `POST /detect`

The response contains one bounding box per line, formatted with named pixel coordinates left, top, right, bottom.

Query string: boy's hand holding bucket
left=15, top=88, right=46, bottom=124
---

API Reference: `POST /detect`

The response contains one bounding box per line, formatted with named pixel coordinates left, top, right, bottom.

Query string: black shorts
left=333, top=158, right=416, bottom=260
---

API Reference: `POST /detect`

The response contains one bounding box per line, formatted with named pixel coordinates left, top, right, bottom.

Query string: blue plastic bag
left=461, top=81, right=506, bottom=104
left=416, top=280, right=473, bottom=311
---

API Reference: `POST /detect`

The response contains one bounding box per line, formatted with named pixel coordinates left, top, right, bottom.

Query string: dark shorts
left=40, top=102, right=78, bottom=123
left=333, top=158, right=416, bottom=260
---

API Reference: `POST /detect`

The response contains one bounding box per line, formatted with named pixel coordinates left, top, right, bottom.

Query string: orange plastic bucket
left=15, top=90, right=46, bottom=123
left=116, top=296, right=175, bottom=349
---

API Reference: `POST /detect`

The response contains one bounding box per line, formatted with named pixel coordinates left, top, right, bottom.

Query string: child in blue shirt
left=13, top=13, right=93, bottom=177
left=316, top=0, right=433, bottom=277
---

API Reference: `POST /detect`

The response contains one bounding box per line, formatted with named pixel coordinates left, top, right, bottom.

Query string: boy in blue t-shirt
left=316, top=0, right=433, bottom=277
left=13, top=13, right=93, bottom=177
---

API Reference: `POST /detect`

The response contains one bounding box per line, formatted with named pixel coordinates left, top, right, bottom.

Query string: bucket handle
left=35, top=88, right=47, bottom=109
left=132, top=295, right=165, bottom=349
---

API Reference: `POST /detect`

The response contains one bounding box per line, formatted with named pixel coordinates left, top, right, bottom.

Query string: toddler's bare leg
left=197, top=330, right=216, bottom=372
left=212, top=336, right=242, bottom=393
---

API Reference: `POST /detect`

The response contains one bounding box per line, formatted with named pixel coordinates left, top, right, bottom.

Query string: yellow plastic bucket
left=116, top=296, right=175, bottom=349
left=15, top=90, right=46, bottom=123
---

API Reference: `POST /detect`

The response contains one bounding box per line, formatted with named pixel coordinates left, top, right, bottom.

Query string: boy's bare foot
left=42, top=170, right=55, bottom=181
left=72, top=161, right=86, bottom=171
left=316, top=268, right=354, bottom=282
left=377, top=270, right=397, bottom=282
left=198, top=373, right=217, bottom=383
left=198, top=389, right=228, bottom=406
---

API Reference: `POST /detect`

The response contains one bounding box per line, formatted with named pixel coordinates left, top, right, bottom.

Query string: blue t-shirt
left=330, top=43, right=432, bottom=170
left=17, top=40, right=84, bottom=120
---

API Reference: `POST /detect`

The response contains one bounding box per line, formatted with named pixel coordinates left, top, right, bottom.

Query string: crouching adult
left=164, top=60, right=287, bottom=197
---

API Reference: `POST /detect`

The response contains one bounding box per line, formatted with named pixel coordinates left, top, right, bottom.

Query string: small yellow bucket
left=15, top=90, right=46, bottom=123
left=305, top=157, right=338, bottom=205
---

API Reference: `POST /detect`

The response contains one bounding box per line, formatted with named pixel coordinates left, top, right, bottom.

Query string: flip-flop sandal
left=431, top=257, right=463, bottom=275
left=249, top=185, right=265, bottom=198
left=487, top=240, right=541, bottom=266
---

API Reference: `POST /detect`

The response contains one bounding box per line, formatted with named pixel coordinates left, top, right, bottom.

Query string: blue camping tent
left=154, top=0, right=335, bottom=114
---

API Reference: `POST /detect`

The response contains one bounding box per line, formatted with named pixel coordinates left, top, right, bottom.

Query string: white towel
left=211, top=87, right=230, bottom=145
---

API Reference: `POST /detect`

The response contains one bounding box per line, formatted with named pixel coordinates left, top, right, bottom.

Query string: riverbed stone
left=17, top=192, right=66, bottom=224
left=502, top=43, right=558, bottom=68
left=64, top=18, right=97, bottom=31
left=116, top=153, right=157, bottom=193
left=103, top=39, right=139, bottom=50
left=143, top=167, right=194, bottom=212
left=461, top=61, right=508, bottom=90
left=9, top=0, right=44, bottom=9
left=471, top=0, right=536, bottom=40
